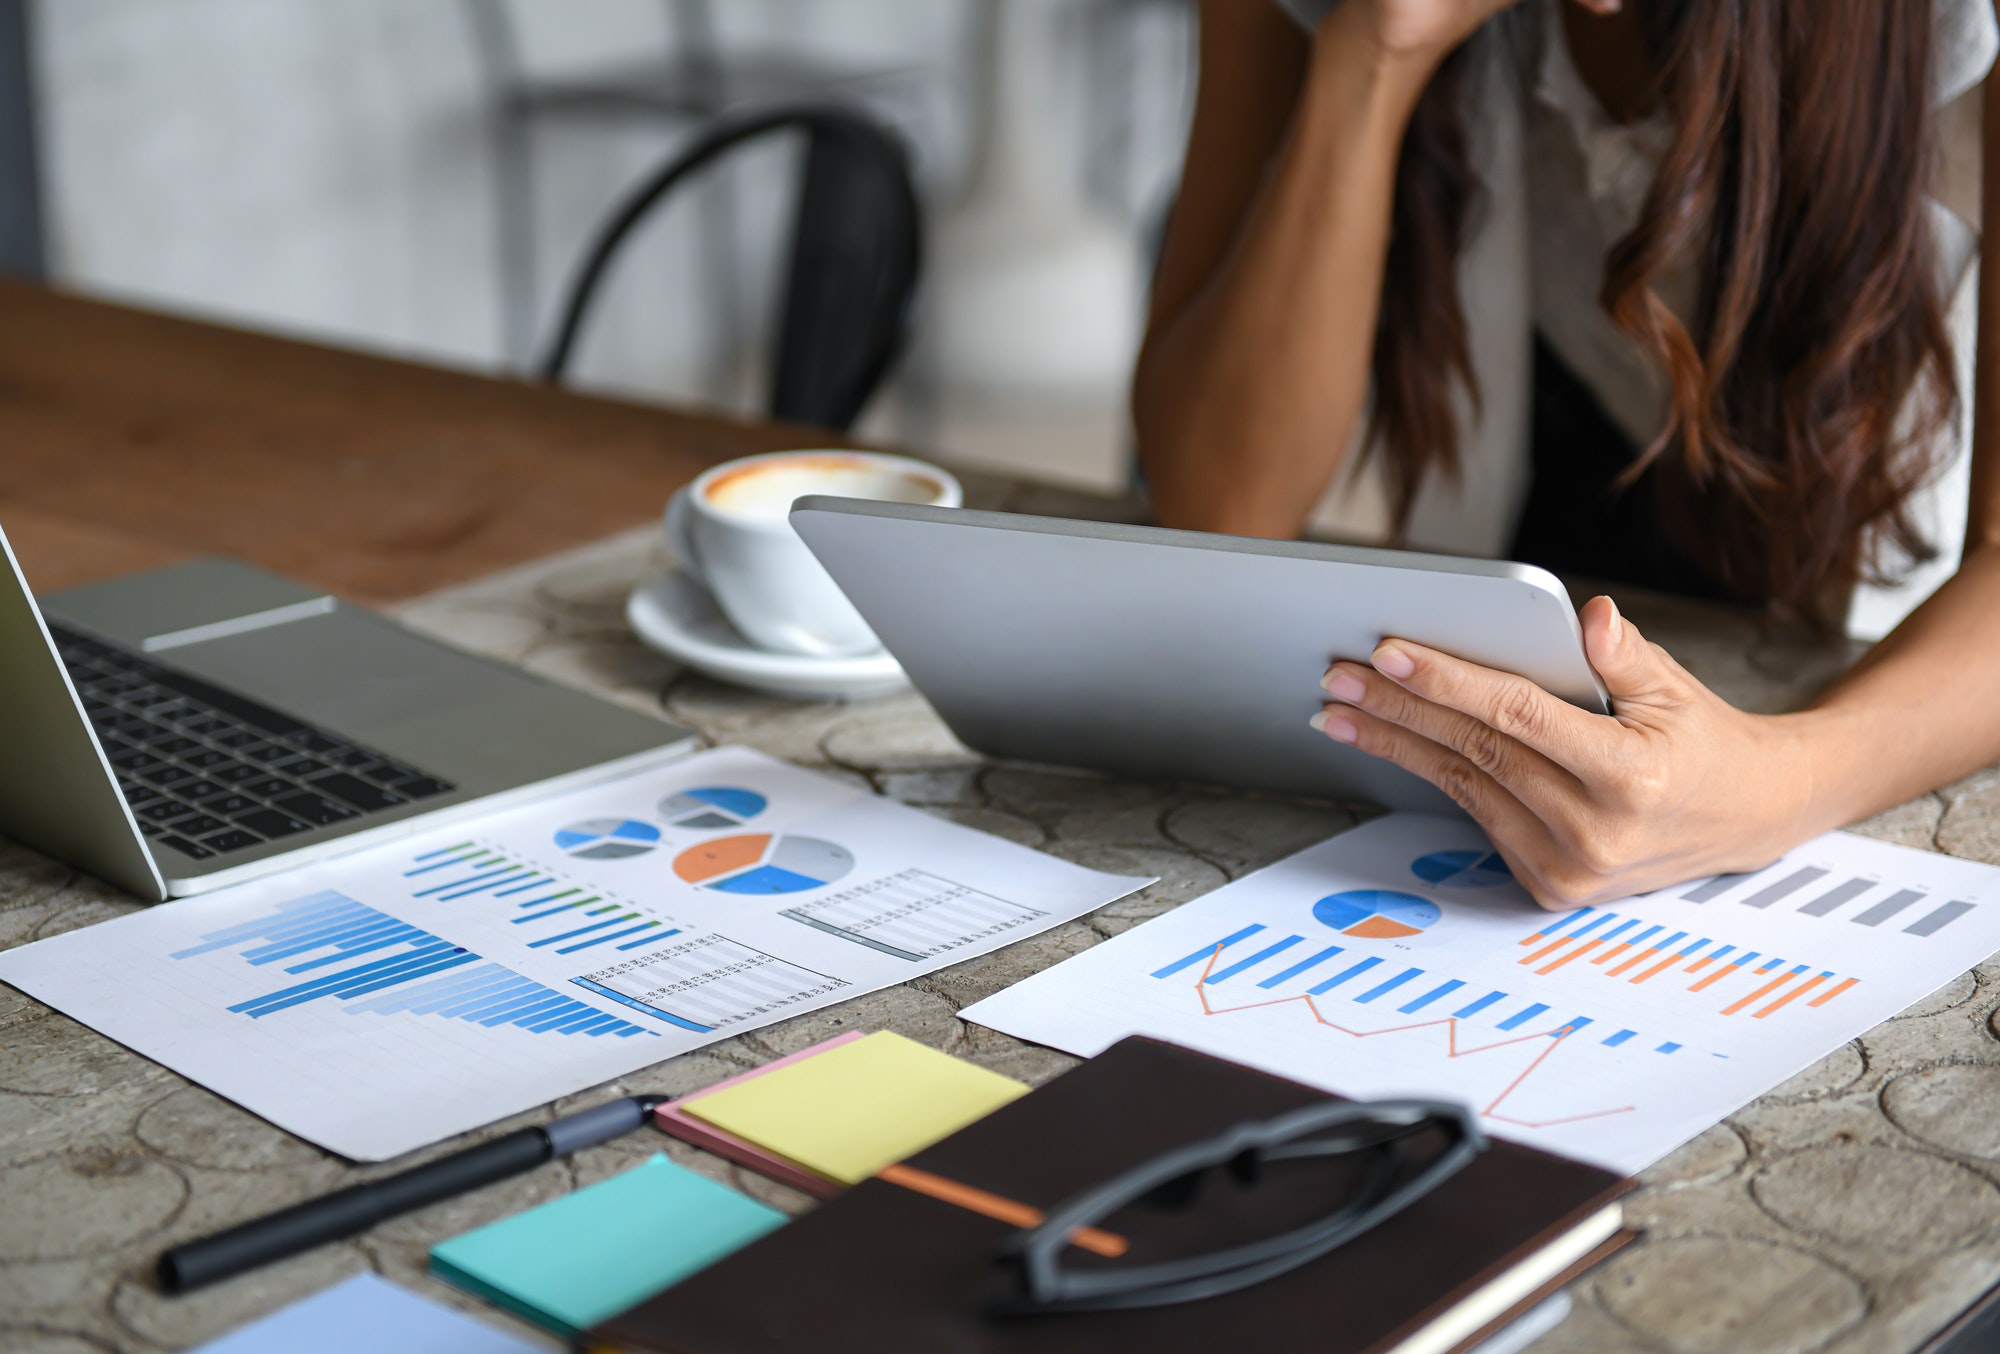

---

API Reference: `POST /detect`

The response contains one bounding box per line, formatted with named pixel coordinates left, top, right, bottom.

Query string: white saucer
left=626, top=573, right=910, bottom=702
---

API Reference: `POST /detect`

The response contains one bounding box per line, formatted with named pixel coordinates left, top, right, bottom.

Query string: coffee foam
left=703, top=456, right=943, bottom=524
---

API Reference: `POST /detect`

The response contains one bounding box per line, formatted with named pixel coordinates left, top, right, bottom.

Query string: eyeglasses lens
left=1059, top=1117, right=1458, bottom=1275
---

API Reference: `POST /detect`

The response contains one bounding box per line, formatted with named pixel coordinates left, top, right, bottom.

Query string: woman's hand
left=1311, top=596, right=1819, bottom=909
left=1329, top=0, right=1620, bottom=69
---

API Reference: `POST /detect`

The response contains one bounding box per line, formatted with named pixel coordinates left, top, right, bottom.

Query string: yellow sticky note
left=682, top=1031, right=1027, bottom=1184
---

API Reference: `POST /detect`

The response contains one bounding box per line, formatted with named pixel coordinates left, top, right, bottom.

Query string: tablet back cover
left=793, top=502, right=1607, bottom=812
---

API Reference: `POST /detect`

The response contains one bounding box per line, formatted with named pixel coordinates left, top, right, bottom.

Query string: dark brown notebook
left=589, top=1037, right=1632, bottom=1354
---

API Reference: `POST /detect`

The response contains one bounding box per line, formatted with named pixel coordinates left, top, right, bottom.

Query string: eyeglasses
left=992, top=1098, right=1484, bottom=1314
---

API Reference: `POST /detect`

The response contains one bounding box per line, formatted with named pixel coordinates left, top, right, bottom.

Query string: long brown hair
left=1371, top=0, right=1959, bottom=622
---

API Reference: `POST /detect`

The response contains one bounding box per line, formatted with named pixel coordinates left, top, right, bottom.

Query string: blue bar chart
left=402, top=840, right=688, bottom=957
left=2, top=745, right=1149, bottom=1161
left=172, top=889, right=651, bottom=1038
left=964, top=813, right=2000, bottom=1177
left=1150, top=921, right=1685, bottom=1059
left=1515, top=907, right=1857, bottom=1018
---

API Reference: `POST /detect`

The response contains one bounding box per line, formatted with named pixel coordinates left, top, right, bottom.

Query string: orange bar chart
left=1753, top=972, right=1832, bottom=1018
left=1722, top=965, right=1810, bottom=1016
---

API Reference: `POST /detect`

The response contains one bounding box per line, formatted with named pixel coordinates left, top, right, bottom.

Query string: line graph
left=962, top=814, right=2000, bottom=1179
left=1182, top=942, right=1636, bottom=1131
left=1155, top=922, right=1684, bottom=1058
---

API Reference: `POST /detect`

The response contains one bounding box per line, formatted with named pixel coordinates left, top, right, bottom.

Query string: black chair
left=538, top=105, right=921, bottom=434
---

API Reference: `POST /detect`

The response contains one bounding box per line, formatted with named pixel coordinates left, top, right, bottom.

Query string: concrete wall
left=30, top=0, right=1192, bottom=487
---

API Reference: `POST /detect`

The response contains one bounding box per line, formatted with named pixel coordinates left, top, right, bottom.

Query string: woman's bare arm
left=1298, top=55, right=2000, bottom=909
left=1787, top=60, right=2000, bottom=826
left=1132, top=0, right=1522, bottom=538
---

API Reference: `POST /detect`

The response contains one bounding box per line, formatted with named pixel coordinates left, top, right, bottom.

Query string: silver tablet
left=791, top=499, right=1609, bottom=814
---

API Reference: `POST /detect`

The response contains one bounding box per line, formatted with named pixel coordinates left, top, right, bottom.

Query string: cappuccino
left=704, top=455, right=945, bottom=525
left=666, top=450, right=962, bottom=658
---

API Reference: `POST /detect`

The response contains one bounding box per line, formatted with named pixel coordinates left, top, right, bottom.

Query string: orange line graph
left=1187, top=945, right=1636, bottom=1131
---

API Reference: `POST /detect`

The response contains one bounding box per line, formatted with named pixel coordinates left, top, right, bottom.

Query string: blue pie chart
left=674, top=833, right=854, bottom=895
left=659, top=786, right=768, bottom=831
left=1412, top=849, right=1514, bottom=887
left=553, top=818, right=661, bottom=860
left=1314, top=890, right=1441, bottom=939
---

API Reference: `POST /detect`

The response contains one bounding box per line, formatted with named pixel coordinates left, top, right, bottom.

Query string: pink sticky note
left=652, top=1032, right=867, bottom=1198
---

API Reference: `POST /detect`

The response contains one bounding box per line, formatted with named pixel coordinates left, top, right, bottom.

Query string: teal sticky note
left=430, top=1154, right=785, bottom=1337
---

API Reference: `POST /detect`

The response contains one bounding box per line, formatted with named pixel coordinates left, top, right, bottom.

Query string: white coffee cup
left=664, top=449, right=963, bottom=657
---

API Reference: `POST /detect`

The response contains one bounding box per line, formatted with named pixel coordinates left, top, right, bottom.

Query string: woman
left=1132, top=0, right=2000, bottom=907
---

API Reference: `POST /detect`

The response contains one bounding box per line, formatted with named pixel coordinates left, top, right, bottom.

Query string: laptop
left=0, top=524, right=698, bottom=902
left=790, top=498, right=1609, bottom=814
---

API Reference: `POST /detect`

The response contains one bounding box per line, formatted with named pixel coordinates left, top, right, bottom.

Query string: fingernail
left=1604, top=598, right=1623, bottom=646
left=1373, top=644, right=1415, bottom=680
left=1310, top=709, right=1358, bottom=743
left=1322, top=670, right=1365, bottom=702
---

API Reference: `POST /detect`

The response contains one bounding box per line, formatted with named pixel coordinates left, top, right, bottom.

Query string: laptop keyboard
left=49, top=624, right=456, bottom=862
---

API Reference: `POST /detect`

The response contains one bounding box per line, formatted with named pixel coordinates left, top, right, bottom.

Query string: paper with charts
left=962, top=813, right=2000, bottom=1175
left=0, top=747, right=1145, bottom=1160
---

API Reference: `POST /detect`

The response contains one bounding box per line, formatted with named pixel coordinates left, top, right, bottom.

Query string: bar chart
left=170, top=890, right=652, bottom=1037
left=962, top=812, right=2000, bottom=1176
left=779, top=868, right=1047, bottom=960
left=1150, top=922, right=1686, bottom=1062
left=1515, top=908, right=1855, bottom=1019
left=3, top=745, right=1147, bottom=1161
left=401, top=840, right=688, bottom=957
left=1168, top=939, right=1640, bottom=1129
left=1676, top=863, right=1975, bottom=936
left=573, top=933, right=848, bottom=1033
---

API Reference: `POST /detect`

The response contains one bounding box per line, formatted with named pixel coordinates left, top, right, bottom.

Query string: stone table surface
left=6, top=482, right=2000, bottom=1354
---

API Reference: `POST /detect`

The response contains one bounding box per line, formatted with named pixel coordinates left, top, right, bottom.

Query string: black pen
left=157, top=1094, right=666, bottom=1294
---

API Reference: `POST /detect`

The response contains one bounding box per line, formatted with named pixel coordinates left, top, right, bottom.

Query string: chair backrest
left=538, top=106, right=921, bottom=434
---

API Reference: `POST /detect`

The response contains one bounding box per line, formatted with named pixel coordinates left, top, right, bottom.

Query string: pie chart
left=554, top=818, right=661, bottom=860
left=1411, top=849, right=1514, bottom=887
left=673, top=833, right=854, bottom=895
left=659, top=786, right=768, bottom=831
left=1314, top=890, right=1441, bottom=939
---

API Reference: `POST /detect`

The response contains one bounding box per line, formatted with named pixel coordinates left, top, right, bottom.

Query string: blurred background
left=1, top=0, right=1199, bottom=493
